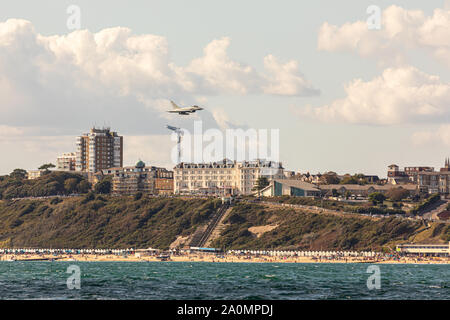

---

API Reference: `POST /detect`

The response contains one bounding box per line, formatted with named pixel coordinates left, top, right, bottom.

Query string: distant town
left=13, top=126, right=448, bottom=224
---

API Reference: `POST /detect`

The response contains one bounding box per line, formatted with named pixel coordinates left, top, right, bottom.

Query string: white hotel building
left=174, top=159, right=284, bottom=195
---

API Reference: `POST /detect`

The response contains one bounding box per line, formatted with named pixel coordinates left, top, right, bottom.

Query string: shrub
left=94, top=180, right=112, bottom=194
left=411, top=193, right=441, bottom=215
left=82, top=192, right=95, bottom=204
left=50, top=197, right=62, bottom=205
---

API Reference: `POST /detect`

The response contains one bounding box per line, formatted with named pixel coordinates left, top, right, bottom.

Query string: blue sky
left=0, top=0, right=449, bottom=176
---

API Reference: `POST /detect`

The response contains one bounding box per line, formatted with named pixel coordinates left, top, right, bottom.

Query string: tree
left=340, top=176, right=358, bottom=184
left=134, top=192, right=143, bottom=200
left=64, top=178, right=79, bottom=194
left=340, top=174, right=368, bottom=185
left=368, top=192, right=386, bottom=205
left=94, top=179, right=112, bottom=194
left=386, top=187, right=410, bottom=202
left=321, top=173, right=340, bottom=185
left=252, top=177, right=269, bottom=198
left=77, top=180, right=91, bottom=194
left=10, top=169, right=27, bottom=180
left=38, top=163, right=56, bottom=174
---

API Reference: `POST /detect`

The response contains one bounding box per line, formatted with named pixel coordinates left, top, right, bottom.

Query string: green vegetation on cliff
left=262, top=196, right=406, bottom=215
left=0, top=197, right=447, bottom=251
left=211, top=203, right=449, bottom=251
left=0, top=196, right=220, bottom=249
left=0, top=171, right=91, bottom=199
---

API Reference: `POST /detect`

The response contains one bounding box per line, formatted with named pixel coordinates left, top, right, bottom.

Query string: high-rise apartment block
left=76, top=127, right=123, bottom=173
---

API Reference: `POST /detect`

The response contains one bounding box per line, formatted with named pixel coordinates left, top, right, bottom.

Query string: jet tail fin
left=170, top=101, right=180, bottom=109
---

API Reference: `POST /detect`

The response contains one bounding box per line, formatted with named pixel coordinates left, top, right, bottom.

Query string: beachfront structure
left=417, top=159, right=450, bottom=195
left=102, top=161, right=173, bottom=195
left=173, top=159, right=284, bottom=195
left=76, top=127, right=123, bottom=173
left=56, top=152, right=76, bottom=171
left=396, top=243, right=449, bottom=257
left=259, top=179, right=321, bottom=197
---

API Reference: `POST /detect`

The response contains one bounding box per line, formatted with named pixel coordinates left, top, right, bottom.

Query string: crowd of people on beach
left=0, top=248, right=447, bottom=264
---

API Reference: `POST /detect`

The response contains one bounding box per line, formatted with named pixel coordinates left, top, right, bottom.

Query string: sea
left=0, top=261, right=448, bottom=300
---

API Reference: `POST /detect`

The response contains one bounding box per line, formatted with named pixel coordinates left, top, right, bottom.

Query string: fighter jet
left=167, top=101, right=204, bottom=115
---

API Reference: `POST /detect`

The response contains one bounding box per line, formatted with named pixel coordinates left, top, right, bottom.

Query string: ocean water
left=0, top=261, right=448, bottom=300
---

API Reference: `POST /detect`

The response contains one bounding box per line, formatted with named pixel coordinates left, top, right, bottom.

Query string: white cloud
left=184, top=37, right=258, bottom=95
left=318, top=5, right=450, bottom=67
left=296, top=66, right=450, bottom=125
left=0, top=19, right=317, bottom=137
left=0, top=18, right=319, bottom=172
left=210, top=108, right=248, bottom=131
left=412, top=124, right=450, bottom=146
left=262, top=55, right=319, bottom=96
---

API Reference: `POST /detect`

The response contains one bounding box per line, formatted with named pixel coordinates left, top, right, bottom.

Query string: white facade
left=173, top=159, right=284, bottom=195
left=397, top=243, right=449, bottom=256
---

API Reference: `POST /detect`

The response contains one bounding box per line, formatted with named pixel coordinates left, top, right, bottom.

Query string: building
left=299, top=172, right=322, bottom=184
left=260, top=179, right=321, bottom=197
left=173, top=159, right=284, bottom=195
left=404, top=166, right=434, bottom=183
left=319, top=184, right=418, bottom=198
left=417, top=159, right=450, bottom=195
left=76, top=127, right=123, bottom=173
left=387, top=164, right=409, bottom=184
left=396, top=243, right=449, bottom=257
left=387, top=164, right=434, bottom=184
left=283, top=171, right=296, bottom=179
left=102, top=161, right=173, bottom=195
left=57, top=152, right=76, bottom=171
left=27, top=169, right=47, bottom=180
left=155, top=170, right=175, bottom=195
left=363, top=175, right=380, bottom=183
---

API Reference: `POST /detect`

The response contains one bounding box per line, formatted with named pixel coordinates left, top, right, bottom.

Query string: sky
left=0, top=0, right=449, bottom=177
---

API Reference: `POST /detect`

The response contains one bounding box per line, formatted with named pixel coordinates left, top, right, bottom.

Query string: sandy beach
left=1, top=253, right=448, bottom=264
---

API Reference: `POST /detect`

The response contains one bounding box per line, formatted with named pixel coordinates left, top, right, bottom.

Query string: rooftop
left=273, top=179, right=320, bottom=192
left=319, top=184, right=418, bottom=191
